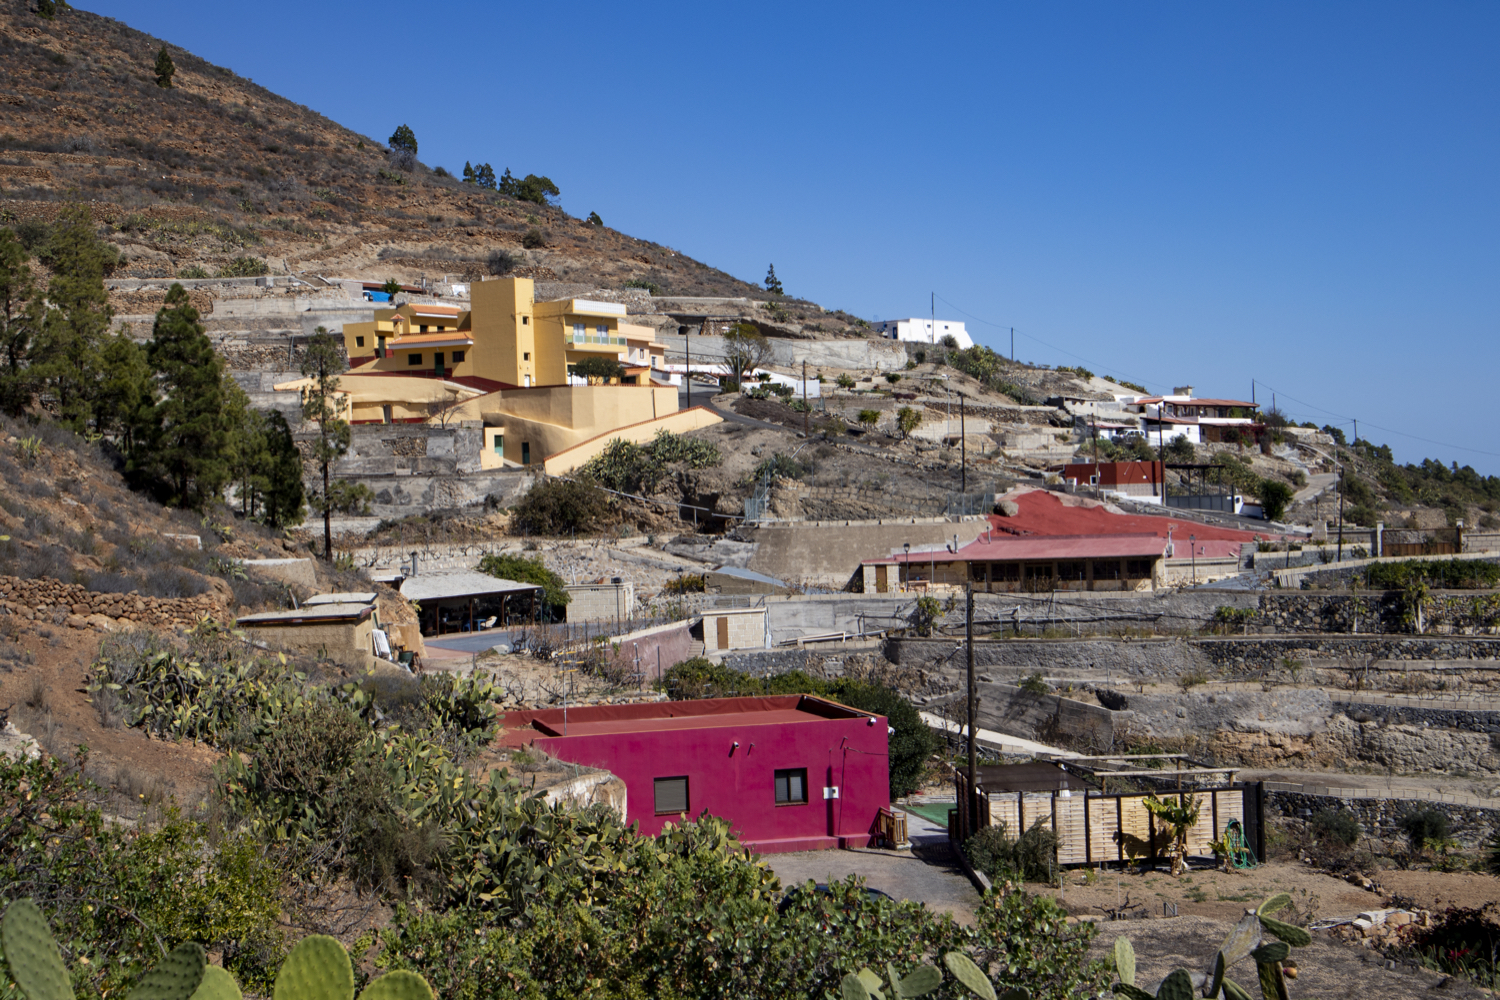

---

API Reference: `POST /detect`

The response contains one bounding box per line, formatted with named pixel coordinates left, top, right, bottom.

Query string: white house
left=873, top=318, right=975, bottom=350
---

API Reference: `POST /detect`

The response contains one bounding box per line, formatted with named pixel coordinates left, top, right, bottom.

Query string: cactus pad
left=1257, top=893, right=1291, bottom=916
left=272, top=935, right=353, bottom=1000
left=1112, top=937, right=1136, bottom=987
left=129, top=943, right=206, bottom=1000
left=1110, top=986, right=1153, bottom=1000
left=943, top=952, right=997, bottom=1000
left=1153, top=970, right=1193, bottom=1000
left=893, top=964, right=941, bottom=998
left=1220, top=978, right=1253, bottom=1000
left=1256, top=915, right=1311, bottom=948
left=2, top=899, right=72, bottom=1000
left=1205, top=950, right=1225, bottom=999
left=190, top=967, right=242, bottom=1000
left=356, top=972, right=432, bottom=1000
left=841, top=974, right=873, bottom=1000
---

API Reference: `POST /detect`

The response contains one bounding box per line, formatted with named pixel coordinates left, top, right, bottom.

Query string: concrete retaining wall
left=659, top=334, right=909, bottom=372
left=928, top=682, right=1120, bottom=750
left=747, top=519, right=991, bottom=590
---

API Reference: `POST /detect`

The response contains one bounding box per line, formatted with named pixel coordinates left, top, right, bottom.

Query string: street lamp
left=903, top=542, right=911, bottom=593
left=1189, top=534, right=1197, bottom=585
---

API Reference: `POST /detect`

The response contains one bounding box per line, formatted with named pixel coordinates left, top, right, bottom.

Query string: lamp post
left=903, top=542, right=911, bottom=593
left=1189, top=534, right=1197, bottom=585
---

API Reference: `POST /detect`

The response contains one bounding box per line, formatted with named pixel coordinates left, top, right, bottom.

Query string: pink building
left=499, top=695, right=891, bottom=853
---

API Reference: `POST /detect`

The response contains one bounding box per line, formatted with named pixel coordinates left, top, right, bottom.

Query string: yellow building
left=284, top=277, right=718, bottom=475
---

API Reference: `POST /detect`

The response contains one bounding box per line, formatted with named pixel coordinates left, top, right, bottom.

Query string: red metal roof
left=987, top=489, right=1279, bottom=543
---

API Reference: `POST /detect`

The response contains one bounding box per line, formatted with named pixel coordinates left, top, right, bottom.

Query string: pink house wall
left=501, top=697, right=890, bottom=853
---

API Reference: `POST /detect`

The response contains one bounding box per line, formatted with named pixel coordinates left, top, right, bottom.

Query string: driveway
left=763, top=808, right=980, bottom=924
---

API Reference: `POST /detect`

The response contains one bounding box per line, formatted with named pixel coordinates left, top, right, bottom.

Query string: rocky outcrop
left=1315, top=714, right=1500, bottom=776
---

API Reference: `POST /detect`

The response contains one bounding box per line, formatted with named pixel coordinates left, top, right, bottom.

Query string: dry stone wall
left=1265, top=790, right=1499, bottom=848
left=0, top=576, right=228, bottom=632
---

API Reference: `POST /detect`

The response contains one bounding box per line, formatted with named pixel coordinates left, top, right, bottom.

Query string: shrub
left=521, top=228, right=546, bottom=249
left=477, top=552, right=569, bottom=614
left=510, top=477, right=613, bottom=535
left=965, top=820, right=1060, bottom=883
left=1019, top=672, right=1049, bottom=695
left=856, top=409, right=880, bottom=427
left=663, top=573, right=706, bottom=594
left=1399, top=808, right=1451, bottom=853
left=487, top=249, right=519, bottom=275
left=217, top=256, right=268, bottom=278
left=1258, top=478, right=1295, bottom=522
left=885, top=373, right=902, bottom=384
left=836, top=374, right=856, bottom=389
left=1309, top=807, right=1361, bottom=847
left=178, top=264, right=210, bottom=279
left=896, top=406, right=921, bottom=438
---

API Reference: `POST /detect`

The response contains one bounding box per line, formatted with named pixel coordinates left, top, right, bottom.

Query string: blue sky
left=85, top=1, right=1500, bottom=474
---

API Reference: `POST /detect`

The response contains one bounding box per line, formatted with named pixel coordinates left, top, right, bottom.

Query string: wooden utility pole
left=802, top=359, right=809, bottom=437
left=966, top=585, right=977, bottom=836
left=959, top=391, right=966, bottom=494
left=685, top=337, right=691, bottom=408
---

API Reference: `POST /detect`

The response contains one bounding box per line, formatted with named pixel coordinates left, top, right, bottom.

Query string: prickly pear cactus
left=1112, top=937, right=1136, bottom=987
left=128, top=943, right=206, bottom=1000
left=1, top=900, right=72, bottom=1000
left=271, top=935, right=354, bottom=1000
left=356, top=972, right=432, bottom=1000
left=943, top=952, right=997, bottom=1000
left=1154, top=970, right=1193, bottom=1000
left=190, top=967, right=243, bottom=1000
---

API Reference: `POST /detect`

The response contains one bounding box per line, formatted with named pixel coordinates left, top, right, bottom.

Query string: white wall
left=873, top=318, right=975, bottom=350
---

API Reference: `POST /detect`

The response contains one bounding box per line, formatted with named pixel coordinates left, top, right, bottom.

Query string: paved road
left=764, top=809, right=980, bottom=924
left=1292, top=471, right=1337, bottom=505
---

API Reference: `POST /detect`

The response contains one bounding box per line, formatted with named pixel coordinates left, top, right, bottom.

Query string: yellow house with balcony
left=284, top=277, right=717, bottom=475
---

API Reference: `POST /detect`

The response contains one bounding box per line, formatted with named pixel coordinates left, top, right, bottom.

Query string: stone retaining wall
left=1256, top=591, right=1500, bottom=635
left=0, top=576, right=228, bottom=632
left=1265, top=790, right=1500, bottom=848
left=1335, top=699, right=1500, bottom=733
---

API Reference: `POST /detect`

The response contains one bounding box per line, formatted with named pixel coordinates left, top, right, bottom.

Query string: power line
left=1253, top=378, right=1500, bottom=461
left=931, top=294, right=1169, bottom=392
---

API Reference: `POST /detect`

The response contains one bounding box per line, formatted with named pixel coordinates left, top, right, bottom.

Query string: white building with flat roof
left=873, top=318, right=974, bottom=350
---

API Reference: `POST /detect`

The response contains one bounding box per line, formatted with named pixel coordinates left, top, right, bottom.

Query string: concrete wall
left=567, top=582, right=635, bottom=622
left=243, top=558, right=317, bottom=589
left=540, top=404, right=722, bottom=475
left=659, top=333, right=909, bottom=372
left=745, top=518, right=992, bottom=589
left=928, top=682, right=1120, bottom=749
left=600, top=621, right=695, bottom=682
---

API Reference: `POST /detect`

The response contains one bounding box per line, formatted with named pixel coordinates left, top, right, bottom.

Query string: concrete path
left=764, top=808, right=980, bottom=923
left=919, top=711, right=1078, bottom=758
left=1292, top=471, right=1337, bottom=505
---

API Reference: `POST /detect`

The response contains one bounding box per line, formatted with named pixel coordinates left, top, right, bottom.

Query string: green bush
left=216, top=256, right=268, bottom=278
left=477, top=551, right=570, bottom=613
left=521, top=228, right=546, bottom=249
left=1399, top=808, right=1452, bottom=853
left=579, top=431, right=721, bottom=496
left=1258, top=478, right=1295, bottom=522
left=510, top=477, right=614, bottom=535
left=1367, top=559, right=1500, bottom=591
left=1309, top=808, right=1361, bottom=847
left=964, top=820, right=1060, bottom=883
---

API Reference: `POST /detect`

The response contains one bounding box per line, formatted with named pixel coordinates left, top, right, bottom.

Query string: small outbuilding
left=399, top=570, right=543, bottom=635
left=236, top=601, right=377, bottom=659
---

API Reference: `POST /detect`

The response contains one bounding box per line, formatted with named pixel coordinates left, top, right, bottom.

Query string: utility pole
left=1336, top=447, right=1346, bottom=562
left=959, top=391, right=966, bottom=494
left=685, top=338, right=691, bottom=408
left=1010, top=327, right=1014, bottom=362
left=966, top=584, right=977, bottom=837
left=802, top=359, right=809, bottom=437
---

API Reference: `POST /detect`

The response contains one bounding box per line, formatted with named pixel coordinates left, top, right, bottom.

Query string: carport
left=399, top=570, right=542, bottom=636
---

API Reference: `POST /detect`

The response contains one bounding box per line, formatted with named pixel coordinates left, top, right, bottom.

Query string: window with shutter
left=774, top=768, right=808, bottom=805
left=654, top=776, right=689, bottom=815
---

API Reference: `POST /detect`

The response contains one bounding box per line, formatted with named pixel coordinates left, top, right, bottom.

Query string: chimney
left=409, top=551, right=419, bottom=576
left=1172, top=386, right=1194, bottom=398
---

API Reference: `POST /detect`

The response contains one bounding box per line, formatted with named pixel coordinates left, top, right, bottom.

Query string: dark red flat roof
left=499, top=695, right=873, bottom=746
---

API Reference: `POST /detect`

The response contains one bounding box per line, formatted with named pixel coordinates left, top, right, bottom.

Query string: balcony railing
left=565, top=333, right=626, bottom=346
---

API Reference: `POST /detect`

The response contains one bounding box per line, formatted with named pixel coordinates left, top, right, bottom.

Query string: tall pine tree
left=134, top=284, right=234, bottom=509
left=30, top=206, right=115, bottom=431
left=154, top=46, right=175, bottom=88
left=0, top=228, right=42, bottom=415
left=259, top=409, right=306, bottom=529
left=300, top=327, right=360, bottom=557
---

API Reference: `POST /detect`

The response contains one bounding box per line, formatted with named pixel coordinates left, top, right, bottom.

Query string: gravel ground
left=1087, top=913, right=1488, bottom=999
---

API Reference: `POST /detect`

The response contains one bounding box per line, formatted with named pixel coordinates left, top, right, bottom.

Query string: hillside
left=0, top=0, right=866, bottom=326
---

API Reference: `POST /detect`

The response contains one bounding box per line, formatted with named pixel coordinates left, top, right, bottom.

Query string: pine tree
left=136, top=284, right=234, bottom=509
left=0, top=228, right=42, bottom=415
left=300, top=327, right=354, bottom=558
left=462, top=161, right=476, bottom=184
left=154, top=45, right=175, bottom=88
left=764, top=264, right=783, bottom=296
left=36, top=0, right=56, bottom=20
left=388, top=124, right=418, bottom=155
left=475, top=163, right=496, bottom=190
left=30, top=206, right=115, bottom=431
left=94, top=333, right=154, bottom=451
left=259, top=409, right=306, bottom=529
